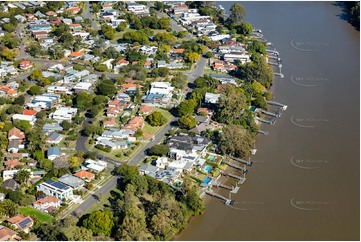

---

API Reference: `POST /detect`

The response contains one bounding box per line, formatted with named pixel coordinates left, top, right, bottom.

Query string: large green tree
left=82, top=210, right=114, bottom=236
left=229, top=3, right=246, bottom=26
left=178, top=115, right=197, bottom=130
left=97, top=79, right=116, bottom=97
left=146, top=111, right=167, bottom=126
left=148, top=144, right=170, bottom=156
left=218, top=124, right=254, bottom=158
left=215, top=84, right=247, bottom=124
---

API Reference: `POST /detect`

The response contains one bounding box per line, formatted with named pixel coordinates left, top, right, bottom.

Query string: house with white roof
left=36, top=179, right=73, bottom=200
left=204, top=93, right=221, bottom=104
left=50, top=107, right=77, bottom=122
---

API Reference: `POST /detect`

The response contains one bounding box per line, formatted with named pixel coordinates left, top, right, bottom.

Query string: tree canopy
left=146, top=111, right=167, bottom=126
left=82, top=210, right=114, bottom=236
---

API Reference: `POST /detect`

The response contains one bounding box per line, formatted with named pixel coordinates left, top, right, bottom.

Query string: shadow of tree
left=333, top=2, right=360, bottom=31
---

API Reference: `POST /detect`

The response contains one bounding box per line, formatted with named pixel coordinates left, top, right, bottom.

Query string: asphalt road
left=82, top=2, right=99, bottom=31
left=69, top=176, right=118, bottom=218
left=15, top=24, right=28, bottom=60
left=156, top=11, right=193, bottom=41
left=188, top=56, right=207, bottom=83
left=128, top=117, right=178, bottom=166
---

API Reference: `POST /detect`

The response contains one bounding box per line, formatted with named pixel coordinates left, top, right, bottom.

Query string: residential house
left=114, top=59, right=129, bottom=73
left=42, top=123, right=63, bottom=134
left=33, top=196, right=61, bottom=213
left=3, top=160, right=23, bottom=170
left=7, top=215, right=33, bottom=233
left=100, top=129, right=135, bottom=141
left=127, top=3, right=149, bottom=15
left=50, top=107, right=78, bottom=122
left=123, top=116, right=144, bottom=131
left=2, top=179, right=19, bottom=191
left=7, top=127, right=25, bottom=153
left=139, top=164, right=159, bottom=176
left=0, top=225, right=19, bottom=241
left=82, top=159, right=107, bottom=173
left=36, top=179, right=73, bottom=200
left=47, top=132, right=63, bottom=144
left=58, top=174, right=84, bottom=190
left=73, top=82, right=92, bottom=93
left=68, top=50, right=85, bottom=60
left=139, top=105, right=153, bottom=115
left=204, top=92, right=221, bottom=104
left=101, top=58, right=114, bottom=70
left=22, top=109, right=37, bottom=116
left=74, top=170, right=95, bottom=182
left=0, top=85, right=17, bottom=97
left=95, top=139, right=128, bottom=150
left=103, top=117, right=117, bottom=128
left=47, top=147, right=60, bottom=161
left=12, top=114, right=36, bottom=126
left=116, top=92, right=131, bottom=102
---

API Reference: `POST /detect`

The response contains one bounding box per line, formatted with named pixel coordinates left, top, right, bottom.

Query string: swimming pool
left=203, top=177, right=211, bottom=184
left=204, top=165, right=212, bottom=172
left=208, top=155, right=215, bottom=161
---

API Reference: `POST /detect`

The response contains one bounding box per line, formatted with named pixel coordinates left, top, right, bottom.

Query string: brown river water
left=177, top=2, right=360, bottom=240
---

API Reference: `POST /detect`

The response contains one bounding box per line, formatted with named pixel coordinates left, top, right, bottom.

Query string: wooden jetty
left=229, top=156, right=253, bottom=166
left=212, top=180, right=232, bottom=190
left=222, top=172, right=247, bottom=185
left=266, top=49, right=280, bottom=56
left=267, top=101, right=288, bottom=110
left=205, top=190, right=233, bottom=205
left=261, top=109, right=281, bottom=118
left=258, top=130, right=269, bottom=135
left=255, top=116, right=276, bottom=125
left=222, top=160, right=248, bottom=173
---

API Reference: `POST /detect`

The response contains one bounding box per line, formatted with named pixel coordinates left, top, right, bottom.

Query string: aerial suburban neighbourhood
left=0, top=1, right=358, bottom=241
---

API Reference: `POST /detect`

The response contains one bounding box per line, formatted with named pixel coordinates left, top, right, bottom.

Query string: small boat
left=251, top=149, right=257, bottom=155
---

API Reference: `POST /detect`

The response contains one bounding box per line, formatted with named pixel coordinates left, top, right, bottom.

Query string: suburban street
left=82, top=2, right=99, bottom=31
left=67, top=176, right=118, bottom=218
left=15, top=24, right=28, bottom=60
left=156, top=11, right=193, bottom=41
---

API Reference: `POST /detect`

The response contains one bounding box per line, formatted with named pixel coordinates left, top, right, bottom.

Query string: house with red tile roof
left=7, top=215, right=33, bottom=233
left=23, top=109, right=37, bottom=116
left=0, top=225, right=19, bottom=241
left=103, top=117, right=117, bottom=128
left=4, top=160, right=24, bottom=170
left=123, top=116, right=144, bottom=131
left=69, top=50, right=85, bottom=60
left=74, top=170, right=95, bottom=182
left=46, top=11, right=57, bottom=17
left=197, top=107, right=211, bottom=116
left=115, top=59, right=129, bottom=68
left=139, top=105, right=153, bottom=115
left=66, top=7, right=80, bottom=15
left=8, top=127, right=25, bottom=142
left=51, top=19, right=62, bottom=25
left=19, top=61, right=32, bottom=70
left=33, top=196, right=61, bottom=213
left=0, top=86, right=17, bottom=97
left=144, top=61, right=152, bottom=69
left=172, top=48, right=185, bottom=54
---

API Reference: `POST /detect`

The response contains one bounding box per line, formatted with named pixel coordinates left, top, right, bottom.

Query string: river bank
left=177, top=2, right=359, bottom=240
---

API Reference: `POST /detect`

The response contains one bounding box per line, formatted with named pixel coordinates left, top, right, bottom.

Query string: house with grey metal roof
left=42, top=123, right=63, bottom=134
left=58, top=174, right=84, bottom=190
left=47, top=147, right=60, bottom=161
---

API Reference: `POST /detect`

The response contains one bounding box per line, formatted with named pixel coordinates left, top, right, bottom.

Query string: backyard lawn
left=19, top=207, right=53, bottom=223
